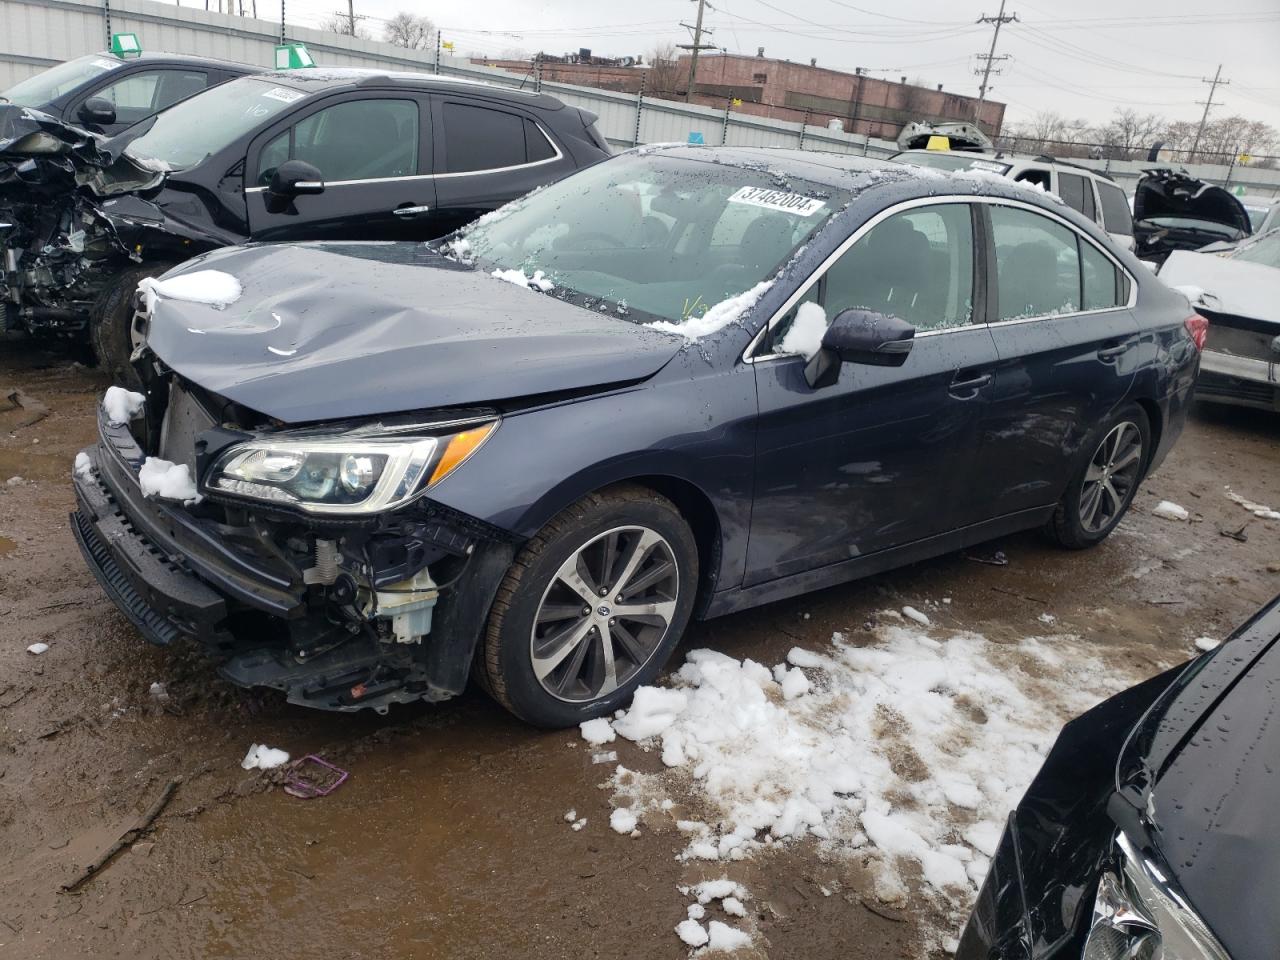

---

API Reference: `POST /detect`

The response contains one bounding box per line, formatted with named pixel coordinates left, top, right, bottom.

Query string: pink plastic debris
left=283, top=755, right=349, bottom=798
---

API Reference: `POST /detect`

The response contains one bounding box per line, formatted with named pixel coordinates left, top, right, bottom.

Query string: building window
left=752, top=73, right=768, bottom=84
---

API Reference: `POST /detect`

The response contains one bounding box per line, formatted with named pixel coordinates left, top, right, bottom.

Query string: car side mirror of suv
left=269, top=159, right=325, bottom=197
left=77, top=97, right=117, bottom=129
left=804, top=309, right=915, bottom=389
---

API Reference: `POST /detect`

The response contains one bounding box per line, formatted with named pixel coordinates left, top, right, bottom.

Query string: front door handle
left=949, top=371, right=992, bottom=398
left=393, top=204, right=431, bottom=218
left=1097, top=343, right=1130, bottom=362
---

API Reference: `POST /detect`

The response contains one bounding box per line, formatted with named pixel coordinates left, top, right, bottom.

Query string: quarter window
left=444, top=102, right=534, bottom=173
left=990, top=205, right=1081, bottom=320
left=1080, top=239, right=1121, bottom=311
left=257, top=98, right=419, bottom=184
left=1096, top=181, right=1133, bottom=237
left=1058, top=173, right=1096, bottom=221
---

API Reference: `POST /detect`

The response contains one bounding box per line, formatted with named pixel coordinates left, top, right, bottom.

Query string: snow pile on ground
left=1194, top=636, right=1220, bottom=652
left=73, top=451, right=93, bottom=479
left=648, top=280, right=774, bottom=340
left=139, top=270, right=242, bottom=312
left=27, top=642, right=49, bottom=655
left=102, top=386, right=145, bottom=426
left=1152, top=500, right=1190, bottom=521
left=138, top=457, right=201, bottom=505
left=589, top=620, right=1142, bottom=910
left=241, top=744, right=290, bottom=770
left=777, top=302, right=828, bottom=360
left=580, top=716, right=616, bottom=745
left=1225, top=486, right=1280, bottom=520
left=491, top=267, right=554, bottom=292
left=674, top=880, right=754, bottom=951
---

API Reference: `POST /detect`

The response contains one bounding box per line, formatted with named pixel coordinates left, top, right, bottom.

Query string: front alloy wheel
left=531, top=526, right=679, bottom=702
left=480, top=485, right=698, bottom=727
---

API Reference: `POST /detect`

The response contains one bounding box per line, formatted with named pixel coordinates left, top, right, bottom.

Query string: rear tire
left=1047, top=403, right=1151, bottom=550
left=90, top=262, right=175, bottom=388
left=479, top=485, right=698, bottom=728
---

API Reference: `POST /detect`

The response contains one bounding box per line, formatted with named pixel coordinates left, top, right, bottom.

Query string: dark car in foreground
left=0, top=50, right=259, bottom=136
left=71, top=146, right=1202, bottom=724
left=0, top=67, right=608, bottom=374
left=959, top=593, right=1280, bottom=960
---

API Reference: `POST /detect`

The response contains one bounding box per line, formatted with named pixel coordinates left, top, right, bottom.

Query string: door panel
left=746, top=201, right=996, bottom=585
left=974, top=203, right=1139, bottom=519
left=245, top=94, right=436, bottom=242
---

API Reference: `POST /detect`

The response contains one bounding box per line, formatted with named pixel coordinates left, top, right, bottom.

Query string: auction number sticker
left=728, top=186, right=825, bottom=217
left=261, top=87, right=305, bottom=104
left=968, top=159, right=1009, bottom=173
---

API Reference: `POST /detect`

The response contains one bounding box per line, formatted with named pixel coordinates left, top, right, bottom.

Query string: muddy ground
left=0, top=335, right=1277, bottom=960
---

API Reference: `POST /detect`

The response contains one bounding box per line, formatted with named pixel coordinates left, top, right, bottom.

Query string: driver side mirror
left=77, top=97, right=117, bottom=129
left=804, top=309, right=915, bottom=389
left=268, top=159, right=325, bottom=197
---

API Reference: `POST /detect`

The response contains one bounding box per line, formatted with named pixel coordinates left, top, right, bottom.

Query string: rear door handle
left=949, top=372, right=992, bottom=398
left=1097, top=342, right=1131, bottom=362
left=393, top=204, right=431, bottom=217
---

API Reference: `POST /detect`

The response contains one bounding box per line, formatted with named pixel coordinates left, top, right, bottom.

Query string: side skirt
left=703, top=506, right=1055, bottom=618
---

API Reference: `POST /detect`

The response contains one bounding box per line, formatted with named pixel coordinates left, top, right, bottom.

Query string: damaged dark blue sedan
left=71, top=146, right=1203, bottom=725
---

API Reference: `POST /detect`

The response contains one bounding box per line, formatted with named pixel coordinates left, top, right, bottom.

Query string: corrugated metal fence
left=3, top=0, right=1278, bottom=197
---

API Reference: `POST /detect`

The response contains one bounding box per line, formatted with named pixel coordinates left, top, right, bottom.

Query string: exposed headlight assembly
left=1083, top=831, right=1229, bottom=960
left=206, top=421, right=496, bottom=515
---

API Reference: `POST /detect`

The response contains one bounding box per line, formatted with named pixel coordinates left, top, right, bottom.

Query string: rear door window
left=990, top=205, right=1081, bottom=320
left=442, top=101, right=540, bottom=172
left=1080, top=239, right=1121, bottom=311
left=256, top=98, right=419, bottom=184
left=1096, top=181, right=1134, bottom=237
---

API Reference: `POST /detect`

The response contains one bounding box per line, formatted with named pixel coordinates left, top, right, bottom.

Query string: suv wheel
left=479, top=485, right=698, bottom=727
left=1048, top=403, right=1150, bottom=549
left=90, top=262, right=175, bottom=387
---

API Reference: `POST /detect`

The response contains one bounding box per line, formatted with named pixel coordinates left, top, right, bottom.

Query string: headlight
left=1083, top=832, right=1229, bottom=960
left=206, top=421, right=496, bottom=515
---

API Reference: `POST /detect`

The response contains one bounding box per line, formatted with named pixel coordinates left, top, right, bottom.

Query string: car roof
left=254, top=68, right=563, bottom=107
left=109, top=51, right=264, bottom=73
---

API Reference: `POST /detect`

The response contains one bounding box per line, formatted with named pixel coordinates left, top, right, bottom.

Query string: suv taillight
left=1184, top=313, right=1209, bottom=352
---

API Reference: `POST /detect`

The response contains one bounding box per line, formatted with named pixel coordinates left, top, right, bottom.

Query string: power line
left=1191, top=64, right=1229, bottom=161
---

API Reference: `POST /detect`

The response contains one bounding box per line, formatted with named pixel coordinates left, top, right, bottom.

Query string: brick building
left=478, top=50, right=1005, bottom=140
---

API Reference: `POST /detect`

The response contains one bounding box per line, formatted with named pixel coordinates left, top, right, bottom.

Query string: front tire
left=1048, top=403, right=1151, bottom=549
left=479, top=485, right=698, bottom=727
left=90, top=262, right=175, bottom=387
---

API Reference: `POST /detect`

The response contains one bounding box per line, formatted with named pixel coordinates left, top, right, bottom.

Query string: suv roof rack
left=1032, top=154, right=1116, bottom=182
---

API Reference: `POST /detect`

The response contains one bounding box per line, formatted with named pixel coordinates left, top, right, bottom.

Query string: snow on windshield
left=646, top=279, right=774, bottom=340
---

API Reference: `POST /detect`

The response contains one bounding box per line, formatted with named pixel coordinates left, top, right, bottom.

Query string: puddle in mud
left=0, top=448, right=68, bottom=482
left=0, top=536, right=15, bottom=555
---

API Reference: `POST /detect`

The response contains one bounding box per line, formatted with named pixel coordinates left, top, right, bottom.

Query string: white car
left=1159, top=229, right=1280, bottom=411
left=890, top=149, right=1135, bottom=251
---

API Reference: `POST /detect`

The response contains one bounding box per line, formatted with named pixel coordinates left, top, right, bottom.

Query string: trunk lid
left=1133, top=168, right=1252, bottom=235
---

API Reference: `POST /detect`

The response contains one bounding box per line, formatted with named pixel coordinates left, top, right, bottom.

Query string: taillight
left=1184, top=313, right=1209, bottom=352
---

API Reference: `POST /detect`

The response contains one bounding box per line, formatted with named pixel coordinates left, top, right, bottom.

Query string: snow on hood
left=139, top=270, right=243, bottom=314
left=1158, top=249, right=1280, bottom=322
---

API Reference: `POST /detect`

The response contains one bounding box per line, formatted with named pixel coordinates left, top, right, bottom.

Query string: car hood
left=143, top=242, right=686, bottom=423
left=1133, top=168, right=1252, bottom=234
left=0, top=103, right=163, bottom=202
left=1159, top=248, right=1280, bottom=323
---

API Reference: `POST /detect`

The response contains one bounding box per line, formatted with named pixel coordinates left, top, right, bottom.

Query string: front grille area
left=158, top=382, right=217, bottom=476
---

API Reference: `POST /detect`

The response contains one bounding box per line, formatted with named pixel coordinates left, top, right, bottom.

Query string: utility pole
left=678, top=0, right=717, bottom=100
left=346, top=0, right=355, bottom=35
left=973, top=0, right=1016, bottom=127
left=1190, top=64, right=1228, bottom=162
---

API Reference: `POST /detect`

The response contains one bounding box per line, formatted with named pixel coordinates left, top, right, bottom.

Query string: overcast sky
left=253, top=0, right=1279, bottom=131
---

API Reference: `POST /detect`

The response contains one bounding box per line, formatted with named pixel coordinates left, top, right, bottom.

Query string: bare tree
left=319, top=12, right=371, bottom=39
left=1093, top=108, right=1167, bottom=160
left=646, top=42, right=681, bottom=94
left=383, top=12, right=435, bottom=50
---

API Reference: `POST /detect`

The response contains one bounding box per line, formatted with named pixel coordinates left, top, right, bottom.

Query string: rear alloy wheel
left=480, top=486, right=698, bottom=727
left=1048, top=404, right=1150, bottom=549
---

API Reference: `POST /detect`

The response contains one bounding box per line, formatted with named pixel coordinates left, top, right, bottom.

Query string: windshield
left=1231, top=230, right=1280, bottom=270
left=1, top=55, right=122, bottom=107
left=890, top=151, right=1011, bottom=175
left=125, top=77, right=306, bottom=171
left=454, top=152, right=849, bottom=326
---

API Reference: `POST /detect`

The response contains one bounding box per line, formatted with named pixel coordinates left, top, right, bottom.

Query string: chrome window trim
left=245, top=119, right=563, bottom=193
left=743, top=194, right=1139, bottom=365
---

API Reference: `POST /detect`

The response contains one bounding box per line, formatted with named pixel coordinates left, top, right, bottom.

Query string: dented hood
left=143, top=242, right=685, bottom=423
left=0, top=103, right=163, bottom=202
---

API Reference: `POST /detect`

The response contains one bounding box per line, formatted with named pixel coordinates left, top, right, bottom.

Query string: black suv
left=0, top=51, right=260, bottom=136
left=0, top=68, right=609, bottom=375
